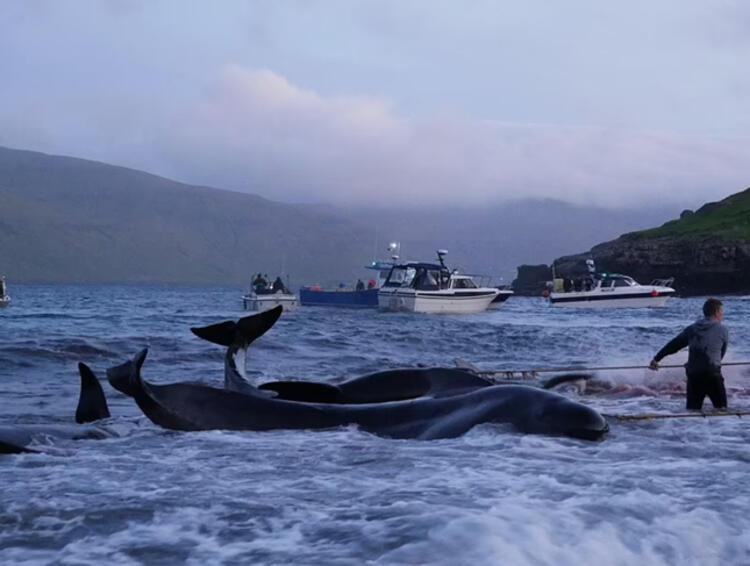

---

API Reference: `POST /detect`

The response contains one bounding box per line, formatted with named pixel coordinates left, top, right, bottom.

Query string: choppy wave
left=1, top=286, right=750, bottom=564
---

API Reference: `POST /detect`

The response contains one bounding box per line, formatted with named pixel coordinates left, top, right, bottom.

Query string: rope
left=478, top=361, right=750, bottom=378
left=606, top=411, right=750, bottom=421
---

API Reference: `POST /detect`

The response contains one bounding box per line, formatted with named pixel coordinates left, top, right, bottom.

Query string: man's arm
left=721, top=326, right=729, bottom=359
left=650, top=327, right=691, bottom=369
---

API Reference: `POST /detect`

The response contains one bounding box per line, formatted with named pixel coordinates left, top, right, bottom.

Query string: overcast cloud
left=1, top=1, right=749, bottom=208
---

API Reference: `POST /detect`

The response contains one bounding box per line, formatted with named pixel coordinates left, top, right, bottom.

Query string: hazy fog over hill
left=2, top=3, right=749, bottom=213
left=0, top=146, right=678, bottom=285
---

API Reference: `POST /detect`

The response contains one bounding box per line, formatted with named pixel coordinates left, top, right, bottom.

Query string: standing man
left=649, top=298, right=728, bottom=410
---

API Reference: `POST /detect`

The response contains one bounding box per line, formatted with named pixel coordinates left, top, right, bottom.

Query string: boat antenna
left=436, top=249, right=448, bottom=269
left=388, top=242, right=400, bottom=261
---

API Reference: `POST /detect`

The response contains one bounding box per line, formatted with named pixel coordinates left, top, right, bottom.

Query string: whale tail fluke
left=76, top=363, right=111, bottom=424
left=190, top=306, right=282, bottom=348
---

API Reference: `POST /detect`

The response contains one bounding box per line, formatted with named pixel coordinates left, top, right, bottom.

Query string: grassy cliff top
left=626, top=187, right=750, bottom=241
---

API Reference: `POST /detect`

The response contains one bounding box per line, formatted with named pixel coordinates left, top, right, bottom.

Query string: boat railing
left=650, top=277, right=674, bottom=287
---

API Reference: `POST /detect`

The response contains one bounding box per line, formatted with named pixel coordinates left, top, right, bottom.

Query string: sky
left=1, top=0, right=749, bottom=208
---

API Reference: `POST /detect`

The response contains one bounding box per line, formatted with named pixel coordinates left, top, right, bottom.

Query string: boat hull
left=0, top=297, right=9, bottom=308
left=487, top=290, right=513, bottom=310
left=242, top=294, right=298, bottom=312
left=378, top=289, right=498, bottom=314
left=299, top=288, right=378, bottom=308
left=549, top=289, right=675, bottom=308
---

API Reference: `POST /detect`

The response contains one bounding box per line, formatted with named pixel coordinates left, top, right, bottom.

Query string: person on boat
left=254, top=273, right=269, bottom=294
left=356, top=279, right=365, bottom=291
left=272, top=276, right=286, bottom=293
left=649, top=298, right=728, bottom=411
left=367, top=279, right=377, bottom=289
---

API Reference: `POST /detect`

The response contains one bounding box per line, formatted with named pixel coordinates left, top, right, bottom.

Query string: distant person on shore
left=649, top=298, right=729, bottom=411
left=356, top=279, right=365, bottom=291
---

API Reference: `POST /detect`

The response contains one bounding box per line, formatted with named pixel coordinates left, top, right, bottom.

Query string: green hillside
left=0, top=146, right=374, bottom=285
left=627, top=188, right=750, bottom=241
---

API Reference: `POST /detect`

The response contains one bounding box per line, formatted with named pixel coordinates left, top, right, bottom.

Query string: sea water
left=1, top=286, right=749, bottom=565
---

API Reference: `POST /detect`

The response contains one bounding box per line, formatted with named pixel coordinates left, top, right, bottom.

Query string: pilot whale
left=113, top=308, right=609, bottom=440
left=0, top=363, right=113, bottom=454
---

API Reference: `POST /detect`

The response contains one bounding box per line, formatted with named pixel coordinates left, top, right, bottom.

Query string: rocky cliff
left=518, top=188, right=750, bottom=296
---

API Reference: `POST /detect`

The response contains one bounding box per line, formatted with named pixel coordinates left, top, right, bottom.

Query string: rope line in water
left=478, top=361, right=750, bottom=378
left=606, top=411, right=750, bottom=421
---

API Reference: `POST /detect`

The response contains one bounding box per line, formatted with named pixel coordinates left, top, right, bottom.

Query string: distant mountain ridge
left=0, top=145, right=678, bottom=286
left=0, top=146, right=373, bottom=285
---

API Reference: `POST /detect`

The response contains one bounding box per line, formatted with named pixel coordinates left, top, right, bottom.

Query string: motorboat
left=378, top=250, right=500, bottom=314
left=547, top=261, right=675, bottom=308
left=299, top=260, right=392, bottom=309
left=299, top=242, right=400, bottom=308
left=0, top=276, right=9, bottom=308
left=242, top=274, right=298, bottom=312
left=242, top=289, right=298, bottom=312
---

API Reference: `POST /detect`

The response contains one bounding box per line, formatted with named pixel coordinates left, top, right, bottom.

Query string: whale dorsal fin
left=76, top=363, right=111, bottom=424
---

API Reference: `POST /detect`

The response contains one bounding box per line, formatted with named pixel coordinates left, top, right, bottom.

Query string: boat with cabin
left=0, top=276, right=9, bottom=308
left=378, top=250, right=500, bottom=314
left=547, top=260, right=675, bottom=308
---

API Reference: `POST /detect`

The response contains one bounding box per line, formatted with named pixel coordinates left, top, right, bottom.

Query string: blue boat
left=299, top=287, right=379, bottom=308
left=299, top=260, right=393, bottom=308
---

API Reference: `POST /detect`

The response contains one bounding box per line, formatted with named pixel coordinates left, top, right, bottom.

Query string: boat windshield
left=601, top=276, right=637, bottom=288
left=384, top=266, right=415, bottom=288
left=412, top=268, right=443, bottom=290
left=452, top=277, right=477, bottom=289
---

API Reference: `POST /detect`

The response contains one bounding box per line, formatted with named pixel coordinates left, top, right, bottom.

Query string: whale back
left=337, top=368, right=493, bottom=403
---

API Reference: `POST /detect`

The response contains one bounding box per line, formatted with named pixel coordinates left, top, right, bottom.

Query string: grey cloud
left=155, top=66, right=749, bottom=208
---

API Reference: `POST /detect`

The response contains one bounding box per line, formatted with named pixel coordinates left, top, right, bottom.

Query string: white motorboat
left=548, top=270, right=675, bottom=308
left=378, top=251, right=500, bottom=314
left=242, top=289, right=298, bottom=312
left=243, top=274, right=298, bottom=312
left=0, top=276, right=10, bottom=308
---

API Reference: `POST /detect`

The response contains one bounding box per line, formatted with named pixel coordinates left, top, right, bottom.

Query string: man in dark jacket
left=649, top=298, right=728, bottom=410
